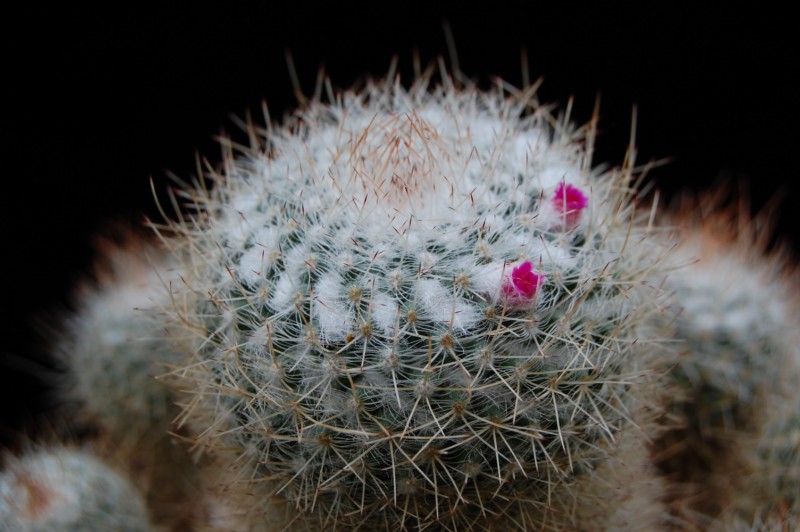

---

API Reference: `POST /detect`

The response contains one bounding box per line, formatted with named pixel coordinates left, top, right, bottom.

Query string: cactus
left=0, top=446, right=151, bottom=531
left=654, top=202, right=800, bottom=526
left=53, top=233, right=196, bottom=529
left=56, top=233, right=178, bottom=440
left=4, top=68, right=797, bottom=531
left=159, top=77, right=672, bottom=530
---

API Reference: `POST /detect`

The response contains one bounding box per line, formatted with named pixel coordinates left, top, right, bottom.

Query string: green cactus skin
left=162, top=78, right=671, bottom=530
left=654, top=205, right=800, bottom=526
left=0, top=446, right=151, bottom=531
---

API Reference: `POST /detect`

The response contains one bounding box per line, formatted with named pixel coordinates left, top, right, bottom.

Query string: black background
left=3, top=3, right=796, bottom=446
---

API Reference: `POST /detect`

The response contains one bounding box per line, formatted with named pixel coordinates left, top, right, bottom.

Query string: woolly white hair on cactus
left=165, top=76, right=669, bottom=530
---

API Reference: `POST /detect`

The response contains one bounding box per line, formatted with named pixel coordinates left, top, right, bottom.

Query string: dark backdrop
left=3, top=3, right=795, bottom=445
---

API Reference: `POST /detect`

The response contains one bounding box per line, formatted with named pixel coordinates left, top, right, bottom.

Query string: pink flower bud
left=552, top=183, right=588, bottom=227
left=502, top=261, right=545, bottom=307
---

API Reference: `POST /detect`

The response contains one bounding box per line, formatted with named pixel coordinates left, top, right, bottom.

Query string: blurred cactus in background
left=654, top=201, right=800, bottom=528
left=51, top=235, right=196, bottom=529
left=0, top=446, right=151, bottom=531
left=3, top=71, right=797, bottom=531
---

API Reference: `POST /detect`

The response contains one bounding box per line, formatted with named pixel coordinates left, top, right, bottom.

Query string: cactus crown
left=166, top=78, right=666, bottom=529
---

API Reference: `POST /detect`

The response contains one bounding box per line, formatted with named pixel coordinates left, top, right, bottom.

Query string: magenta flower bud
left=502, top=261, right=545, bottom=306
left=552, top=182, right=588, bottom=227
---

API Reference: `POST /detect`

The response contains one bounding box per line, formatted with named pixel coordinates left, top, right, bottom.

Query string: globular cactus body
left=54, top=237, right=195, bottom=529
left=167, top=80, right=669, bottom=529
left=0, top=446, right=151, bottom=531
left=656, top=206, right=800, bottom=525
left=57, top=237, right=178, bottom=440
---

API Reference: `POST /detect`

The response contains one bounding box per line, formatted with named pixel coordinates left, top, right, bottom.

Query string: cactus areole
left=172, top=80, right=660, bottom=528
